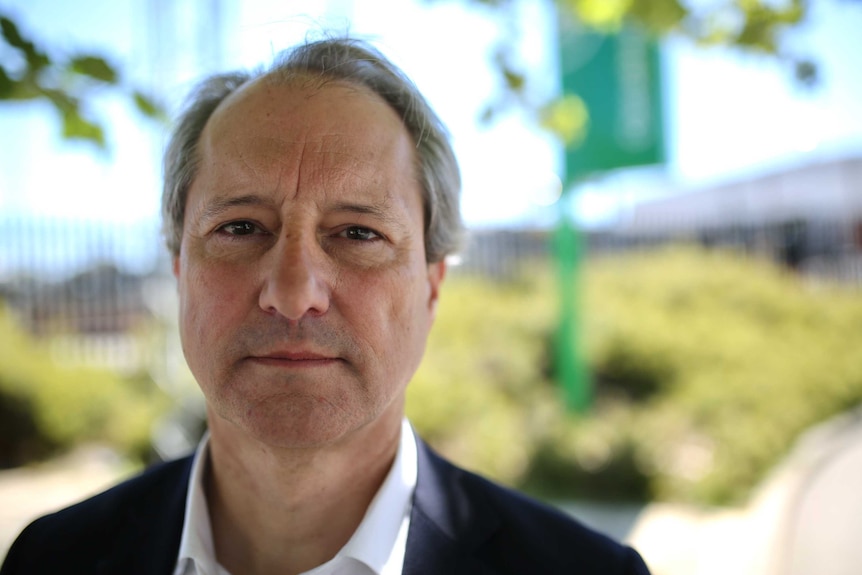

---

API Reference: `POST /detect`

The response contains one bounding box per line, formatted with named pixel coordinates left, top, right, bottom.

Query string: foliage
left=580, top=246, right=862, bottom=504
left=0, top=13, right=164, bottom=148
left=406, top=246, right=862, bottom=505
left=0, top=304, right=169, bottom=467
left=438, top=0, right=846, bottom=142
left=407, top=273, right=559, bottom=482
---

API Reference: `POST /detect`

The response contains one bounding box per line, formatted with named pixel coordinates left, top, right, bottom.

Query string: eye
left=216, top=221, right=263, bottom=236
left=339, top=226, right=381, bottom=241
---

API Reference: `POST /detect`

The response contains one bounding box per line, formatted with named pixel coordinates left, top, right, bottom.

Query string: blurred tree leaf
left=62, top=107, right=105, bottom=147
left=0, top=15, right=25, bottom=46
left=0, top=13, right=165, bottom=150
left=540, top=94, right=589, bottom=145
left=434, top=0, right=841, bottom=143
left=561, top=0, right=630, bottom=30
left=794, top=58, right=817, bottom=86
left=628, top=0, right=687, bottom=33
left=1, top=16, right=50, bottom=72
left=69, top=56, right=118, bottom=84
left=502, top=64, right=526, bottom=91
left=0, top=66, right=13, bottom=99
left=133, top=90, right=166, bottom=121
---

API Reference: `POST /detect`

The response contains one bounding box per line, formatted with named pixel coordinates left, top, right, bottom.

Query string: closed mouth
left=248, top=351, right=341, bottom=367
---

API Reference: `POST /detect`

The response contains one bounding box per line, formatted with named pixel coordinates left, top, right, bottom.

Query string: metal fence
left=1, top=216, right=169, bottom=371
left=3, top=206, right=862, bottom=375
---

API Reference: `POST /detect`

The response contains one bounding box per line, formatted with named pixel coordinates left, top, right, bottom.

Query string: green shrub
left=0, top=305, right=168, bottom=466
left=6, top=244, right=860, bottom=505
left=407, top=245, right=862, bottom=506
left=407, top=273, right=559, bottom=484
left=581, top=246, right=862, bottom=504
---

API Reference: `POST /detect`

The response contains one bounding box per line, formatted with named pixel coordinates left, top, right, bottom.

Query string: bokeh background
left=2, top=1, right=862, bottom=573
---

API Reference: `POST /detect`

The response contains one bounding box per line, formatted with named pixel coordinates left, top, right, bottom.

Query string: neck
left=204, top=406, right=403, bottom=575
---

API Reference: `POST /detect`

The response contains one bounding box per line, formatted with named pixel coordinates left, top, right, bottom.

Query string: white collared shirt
left=173, top=420, right=418, bottom=575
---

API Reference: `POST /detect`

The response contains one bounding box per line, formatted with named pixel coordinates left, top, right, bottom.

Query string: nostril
left=258, top=251, right=331, bottom=321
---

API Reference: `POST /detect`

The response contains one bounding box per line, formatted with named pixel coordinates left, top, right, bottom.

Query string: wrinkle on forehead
left=187, top=79, right=424, bottom=230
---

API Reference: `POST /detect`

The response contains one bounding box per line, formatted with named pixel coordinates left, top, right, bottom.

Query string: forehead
left=202, top=76, right=413, bottom=166
left=185, top=76, right=426, bottom=240
left=188, top=76, right=423, bottom=215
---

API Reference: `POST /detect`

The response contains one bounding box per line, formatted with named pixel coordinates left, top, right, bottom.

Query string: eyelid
left=337, top=225, right=383, bottom=241
left=215, top=219, right=267, bottom=235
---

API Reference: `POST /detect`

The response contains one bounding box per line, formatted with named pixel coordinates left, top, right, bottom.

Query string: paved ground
left=0, top=446, right=131, bottom=561
left=628, top=409, right=862, bottom=575
left=0, top=449, right=749, bottom=572
left=2, top=410, right=860, bottom=574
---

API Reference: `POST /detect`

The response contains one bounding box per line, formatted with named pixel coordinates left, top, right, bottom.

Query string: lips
left=257, top=351, right=333, bottom=361
left=248, top=350, right=341, bottom=366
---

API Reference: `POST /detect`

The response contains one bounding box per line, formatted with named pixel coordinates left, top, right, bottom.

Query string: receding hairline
left=192, top=71, right=422, bottom=166
left=190, top=71, right=427, bottom=198
left=208, top=68, right=398, bottom=122
left=161, top=38, right=464, bottom=261
left=183, top=72, right=428, bottom=233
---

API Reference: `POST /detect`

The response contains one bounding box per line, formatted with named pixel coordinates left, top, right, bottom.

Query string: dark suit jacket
left=1, top=439, right=651, bottom=574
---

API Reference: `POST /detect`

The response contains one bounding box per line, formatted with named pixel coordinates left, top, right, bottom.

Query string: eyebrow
left=330, top=201, right=395, bottom=221
left=196, top=195, right=401, bottom=226
left=197, top=194, right=274, bottom=223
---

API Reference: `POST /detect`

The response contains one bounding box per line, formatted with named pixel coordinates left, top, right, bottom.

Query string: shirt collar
left=175, top=429, right=221, bottom=575
left=339, top=419, right=417, bottom=574
left=176, top=420, right=418, bottom=575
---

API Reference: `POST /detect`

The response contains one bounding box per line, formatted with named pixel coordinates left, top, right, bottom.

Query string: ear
left=426, top=260, right=446, bottom=317
left=172, top=255, right=181, bottom=280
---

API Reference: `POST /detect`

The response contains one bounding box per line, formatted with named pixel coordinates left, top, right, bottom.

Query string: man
left=1, top=39, right=651, bottom=575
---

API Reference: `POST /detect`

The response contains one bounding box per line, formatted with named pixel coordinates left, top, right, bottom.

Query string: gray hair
left=162, top=38, right=463, bottom=263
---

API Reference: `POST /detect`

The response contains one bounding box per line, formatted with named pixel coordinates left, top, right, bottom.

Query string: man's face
left=174, top=78, right=445, bottom=448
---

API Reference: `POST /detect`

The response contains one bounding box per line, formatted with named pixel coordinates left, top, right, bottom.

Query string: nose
left=258, top=235, right=331, bottom=321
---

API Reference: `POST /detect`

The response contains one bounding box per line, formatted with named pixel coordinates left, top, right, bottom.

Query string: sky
left=1, top=0, right=861, bottom=273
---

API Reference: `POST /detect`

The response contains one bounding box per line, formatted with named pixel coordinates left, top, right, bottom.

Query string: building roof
left=618, top=155, right=862, bottom=233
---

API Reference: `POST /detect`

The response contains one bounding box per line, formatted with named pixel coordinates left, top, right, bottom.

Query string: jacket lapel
left=88, top=440, right=501, bottom=574
left=96, top=456, right=192, bottom=575
left=402, top=439, right=499, bottom=575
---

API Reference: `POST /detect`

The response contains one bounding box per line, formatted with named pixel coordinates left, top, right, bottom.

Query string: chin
left=219, top=394, right=378, bottom=450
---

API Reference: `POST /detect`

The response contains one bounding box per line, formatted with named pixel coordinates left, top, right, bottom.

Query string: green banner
left=554, top=18, right=665, bottom=413
left=561, top=19, right=666, bottom=180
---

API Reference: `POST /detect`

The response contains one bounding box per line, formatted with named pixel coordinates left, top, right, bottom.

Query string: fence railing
left=3, top=213, right=861, bottom=374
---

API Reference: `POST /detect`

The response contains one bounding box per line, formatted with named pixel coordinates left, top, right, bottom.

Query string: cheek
left=177, top=271, right=210, bottom=359
left=358, top=267, right=432, bottom=355
left=179, top=261, right=252, bottom=345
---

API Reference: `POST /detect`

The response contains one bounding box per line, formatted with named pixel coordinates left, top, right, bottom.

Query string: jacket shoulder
left=417, top=443, right=650, bottom=575
left=471, top=472, right=650, bottom=574
left=0, top=455, right=192, bottom=574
